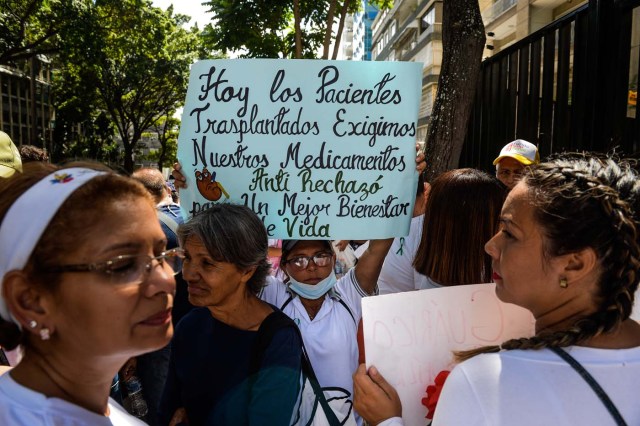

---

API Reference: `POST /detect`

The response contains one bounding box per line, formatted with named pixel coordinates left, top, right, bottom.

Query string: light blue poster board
left=177, top=59, right=421, bottom=239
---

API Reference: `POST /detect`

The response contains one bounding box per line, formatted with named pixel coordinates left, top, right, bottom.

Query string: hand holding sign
left=361, top=284, right=534, bottom=426
left=352, top=364, right=402, bottom=425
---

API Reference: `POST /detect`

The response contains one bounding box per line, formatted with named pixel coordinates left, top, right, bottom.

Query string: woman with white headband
left=0, top=162, right=181, bottom=425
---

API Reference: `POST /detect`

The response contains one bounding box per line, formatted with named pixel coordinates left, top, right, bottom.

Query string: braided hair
left=457, top=153, right=640, bottom=361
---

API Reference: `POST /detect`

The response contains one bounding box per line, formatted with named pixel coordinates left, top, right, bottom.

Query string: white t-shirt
left=377, top=215, right=424, bottom=294
left=260, top=268, right=367, bottom=402
left=0, top=373, right=145, bottom=426
left=432, top=345, right=640, bottom=425
left=413, top=272, right=443, bottom=290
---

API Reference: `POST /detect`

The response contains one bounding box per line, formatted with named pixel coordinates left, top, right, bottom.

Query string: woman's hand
left=353, top=364, right=402, bottom=425
left=169, top=407, right=189, bottom=426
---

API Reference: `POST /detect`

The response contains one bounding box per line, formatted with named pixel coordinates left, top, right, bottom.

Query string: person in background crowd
left=0, top=162, right=180, bottom=425
left=0, top=131, right=22, bottom=178
left=261, top=236, right=393, bottom=424
left=132, top=169, right=183, bottom=262
left=160, top=203, right=303, bottom=426
left=377, top=172, right=429, bottom=294
left=356, top=169, right=504, bottom=365
left=494, top=139, right=540, bottom=189
left=132, top=167, right=192, bottom=425
left=354, top=154, right=640, bottom=425
left=267, top=239, right=284, bottom=279
left=18, top=145, right=49, bottom=163
left=413, top=168, right=506, bottom=289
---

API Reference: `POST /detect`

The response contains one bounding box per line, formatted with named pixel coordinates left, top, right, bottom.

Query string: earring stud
left=39, top=328, right=51, bottom=341
left=29, top=320, right=37, bottom=329
left=559, top=278, right=568, bottom=288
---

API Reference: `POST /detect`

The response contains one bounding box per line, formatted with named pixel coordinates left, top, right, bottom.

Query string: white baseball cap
left=493, top=139, right=540, bottom=166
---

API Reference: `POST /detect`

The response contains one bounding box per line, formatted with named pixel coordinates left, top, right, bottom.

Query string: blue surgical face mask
left=288, top=270, right=338, bottom=300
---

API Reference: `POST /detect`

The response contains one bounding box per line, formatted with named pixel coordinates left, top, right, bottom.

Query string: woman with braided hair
left=353, top=154, right=640, bottom=425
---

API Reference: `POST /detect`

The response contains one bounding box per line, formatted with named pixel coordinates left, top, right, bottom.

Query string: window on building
left=421, top=6, right=436, bottom=34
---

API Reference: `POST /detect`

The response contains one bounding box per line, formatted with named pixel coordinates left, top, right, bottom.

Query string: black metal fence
left=460, top=0, right=640, bottom=170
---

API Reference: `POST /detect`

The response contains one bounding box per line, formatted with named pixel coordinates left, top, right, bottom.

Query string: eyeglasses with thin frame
left=284, top=252, right=333, bottom=271
left=43, top=248, right=185, bottom=285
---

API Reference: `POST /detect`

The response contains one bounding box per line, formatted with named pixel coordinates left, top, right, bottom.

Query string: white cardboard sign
left=362, top=284, right=535, bottom=426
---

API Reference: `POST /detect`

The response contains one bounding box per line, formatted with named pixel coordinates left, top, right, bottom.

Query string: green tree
left=0, top=0, right=89, bottom=66
left=201, top=0, right=359, bottom=59
left=54, top=110, right=119, bottom=163
left=149, top=112, right=180, bottom=170
left=56, top=0, right=203, bottom=172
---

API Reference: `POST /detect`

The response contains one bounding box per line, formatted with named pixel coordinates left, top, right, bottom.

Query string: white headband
left=0, top=168, right=107, bottom=324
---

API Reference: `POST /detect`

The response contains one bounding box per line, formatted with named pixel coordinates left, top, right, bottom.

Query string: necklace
left=303, top=300, right=323, bottom=321
left=307, top=307, right=320, bottom=321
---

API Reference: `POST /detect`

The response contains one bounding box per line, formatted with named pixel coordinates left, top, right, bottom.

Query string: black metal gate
left=460, top=0, right=640, bottom=170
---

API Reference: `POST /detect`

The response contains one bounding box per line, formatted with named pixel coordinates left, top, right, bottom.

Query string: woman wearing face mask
left=169, top=146, right=426, bottom=424
left=258, top=238, right=392, bottom=424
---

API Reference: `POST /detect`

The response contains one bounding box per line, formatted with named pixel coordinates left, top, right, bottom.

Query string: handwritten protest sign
left=362, top=284, right=535, bottom=426
left=177, top=59, right=422, bottom=239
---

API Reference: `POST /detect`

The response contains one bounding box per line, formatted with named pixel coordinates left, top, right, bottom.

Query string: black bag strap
left=336, top=298, right=356, bottom=326
left=249, top=309, right=296, bottom=376
left=280, top=294, right=295, bottom=312
left=299, top=342, right=341, bottom=426
left=550, top=347, right=628, bottom=426
left=249, top=309, right=341, bottom=426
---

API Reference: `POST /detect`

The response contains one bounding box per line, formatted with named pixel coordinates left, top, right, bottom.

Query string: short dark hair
left=131, top=168, right=167, bottom=203
left=19, top=145, right=49, bottom=163
left=178, top=203, right=270, bottom=294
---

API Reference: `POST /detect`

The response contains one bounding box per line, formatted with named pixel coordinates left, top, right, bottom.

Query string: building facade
left=369, top=0, right=589, bottom=142
left=481, top=0, right=587, bottom=56
left=337, top=0, right=379, bottom=60
left=0, top=57, right=55, bottom=152
left=353, top=1, right=379, bottom=60
left=371, top=0, right=443, bottom=141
